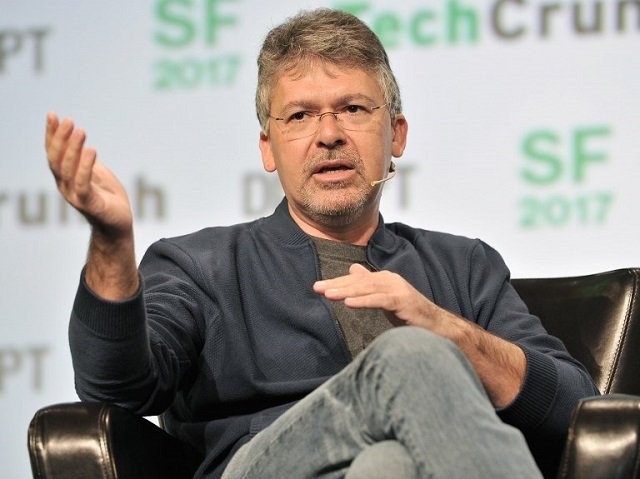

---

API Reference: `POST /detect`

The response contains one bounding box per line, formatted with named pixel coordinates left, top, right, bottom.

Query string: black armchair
left=28, top=268, right=640, bottom=478
left=512, top=268, right=640, bottom=478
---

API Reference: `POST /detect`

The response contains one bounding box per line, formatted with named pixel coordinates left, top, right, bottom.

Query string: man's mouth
left=313, top=161, right=354, bottom=175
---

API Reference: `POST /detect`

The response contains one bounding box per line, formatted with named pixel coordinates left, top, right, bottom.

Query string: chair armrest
left=558, top=394, right=640, bottom=479
left=28, top=402, right=202, bottom=479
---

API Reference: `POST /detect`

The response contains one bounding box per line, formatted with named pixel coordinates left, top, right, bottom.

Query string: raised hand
left=45, top=112, right=133, bottom=238
left=45, top=112, right=139, bottom=299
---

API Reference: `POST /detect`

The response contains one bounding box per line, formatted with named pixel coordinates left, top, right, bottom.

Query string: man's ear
left=391, top=115, right=408, bottom=158
left=259, top=131, right=277, bottom=172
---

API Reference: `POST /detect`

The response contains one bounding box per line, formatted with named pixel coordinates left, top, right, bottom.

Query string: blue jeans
left=222, top=327, right=542, bottom=478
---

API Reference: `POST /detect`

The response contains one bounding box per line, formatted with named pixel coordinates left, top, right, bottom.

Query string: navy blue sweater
left=69, top=199, right=598, bottom=478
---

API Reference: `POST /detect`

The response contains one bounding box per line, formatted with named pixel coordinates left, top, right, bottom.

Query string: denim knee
left=345, top=440, right=418, bottom=479
left=363, top=326, right=465, bottom=368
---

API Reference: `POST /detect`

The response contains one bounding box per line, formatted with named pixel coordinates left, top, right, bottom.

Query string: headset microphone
left=370, top=161, right=397, bottom=186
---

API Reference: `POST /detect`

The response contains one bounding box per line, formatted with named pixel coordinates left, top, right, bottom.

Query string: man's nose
left=315, top=112, right=346, bottom=147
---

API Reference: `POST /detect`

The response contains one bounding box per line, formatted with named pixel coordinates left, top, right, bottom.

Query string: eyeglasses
left=269, top=104, right=388, bottom=140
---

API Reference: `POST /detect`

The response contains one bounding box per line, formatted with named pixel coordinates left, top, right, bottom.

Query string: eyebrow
left=278, top=94, right=379, bottom=114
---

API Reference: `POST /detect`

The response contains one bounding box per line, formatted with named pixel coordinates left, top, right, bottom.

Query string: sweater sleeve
left=69, top=239, right=208, bottom=416
left=465, top=241, right=599, bottom=437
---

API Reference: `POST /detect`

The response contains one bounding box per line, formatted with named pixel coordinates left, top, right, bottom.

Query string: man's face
left=259, top=62, right=407, bottom=231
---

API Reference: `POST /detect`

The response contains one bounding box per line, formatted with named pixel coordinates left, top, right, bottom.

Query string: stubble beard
left=297, top=149, right=374, bottom=227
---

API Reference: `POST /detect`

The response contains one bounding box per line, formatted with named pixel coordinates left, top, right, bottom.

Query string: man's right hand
left=46, top=112, right=133, bottom=237
left=46, top=112, right=139, bottom=300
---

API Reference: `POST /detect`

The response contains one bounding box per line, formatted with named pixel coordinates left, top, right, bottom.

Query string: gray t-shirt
left=311, top=236, right=393, bottom=358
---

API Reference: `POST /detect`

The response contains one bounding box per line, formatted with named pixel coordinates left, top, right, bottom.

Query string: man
left=46, top=8, right=597, bottom=479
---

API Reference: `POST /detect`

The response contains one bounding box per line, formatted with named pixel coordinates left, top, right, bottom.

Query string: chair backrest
left=512, top=268, right=640, bottom=396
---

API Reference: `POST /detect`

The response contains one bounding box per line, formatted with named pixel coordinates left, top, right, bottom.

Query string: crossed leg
left=222, top=327, right=541, bottom=479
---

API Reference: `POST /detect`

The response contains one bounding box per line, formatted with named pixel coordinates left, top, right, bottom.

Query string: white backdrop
left=2, top=1, right=639, bottom=477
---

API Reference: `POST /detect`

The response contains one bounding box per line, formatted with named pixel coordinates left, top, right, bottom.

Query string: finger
left=47, top=117, right=75, bottom=174
left=321, top=269, right=397, bottom=295
left=323, top=285, right=371, bottom=300
left=348, top=263, right=369, bottom=274
left=344, top=292, right=390, bottom=310
left=323, top=271, right=408, bottom=304
left=313, top=263, right=372, bottom=293
left=74, top=147, right=97, bottom=200
left=44, top=112, right=59, bottom=151
left=314, top=276, right=358, bottom=294
left=321, top=277, right=386, bottom=300
left=59, top=127, right=86, bottom=182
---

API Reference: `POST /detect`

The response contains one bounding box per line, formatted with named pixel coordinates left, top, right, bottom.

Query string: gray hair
left=256, top=8, right=402, bottom=133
